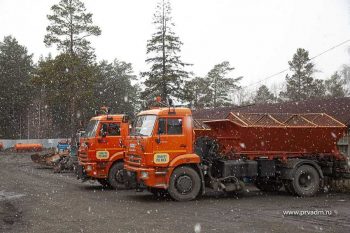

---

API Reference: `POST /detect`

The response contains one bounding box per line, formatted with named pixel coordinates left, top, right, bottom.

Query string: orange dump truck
left=76, top=113, right=129, bottom=188
left=15, top=143, right=43, bottom=152
left=124, top=107, right=349, bottom=201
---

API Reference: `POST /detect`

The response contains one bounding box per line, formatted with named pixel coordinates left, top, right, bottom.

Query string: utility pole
left=38, top=97, right=41, bottom=139
left=19, top=115, right=22, bottom=139
left=27, top=111, right=30, bottom=139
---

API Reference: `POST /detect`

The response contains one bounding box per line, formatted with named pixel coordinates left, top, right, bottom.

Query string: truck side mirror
left=78, top=131, right=85, bottom=137
left=156, top=128, right=161, bottom=144
left=122, top=115, right=129, bottom=123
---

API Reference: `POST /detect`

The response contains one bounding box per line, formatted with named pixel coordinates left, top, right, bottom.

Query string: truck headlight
left=140, top=171, right=149, bottom=179
left=86, top=165, right=93, bottom=171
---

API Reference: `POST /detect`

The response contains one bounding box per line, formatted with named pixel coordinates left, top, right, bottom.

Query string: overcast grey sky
left=1, top=0, right=350, bottom=89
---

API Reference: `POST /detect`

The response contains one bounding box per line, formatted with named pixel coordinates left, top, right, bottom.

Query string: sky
left=1, top=0, right=350, bottom=91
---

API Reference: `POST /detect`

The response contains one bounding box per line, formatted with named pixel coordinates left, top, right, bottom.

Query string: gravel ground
left=1, top=152, right=350, bottom=233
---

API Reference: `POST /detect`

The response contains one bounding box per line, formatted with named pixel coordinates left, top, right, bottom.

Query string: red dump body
left=196, top=112, right=346, bottom=160
left=15, top=143, right=43, bottom=152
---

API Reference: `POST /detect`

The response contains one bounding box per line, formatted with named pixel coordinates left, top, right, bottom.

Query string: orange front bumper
left=124, top=164, right=171, bottom=189
left=79, top=161, right=111, bottom=179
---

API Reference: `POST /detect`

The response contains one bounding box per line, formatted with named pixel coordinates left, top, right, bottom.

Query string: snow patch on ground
left=0, top=190, right=25, bottom=201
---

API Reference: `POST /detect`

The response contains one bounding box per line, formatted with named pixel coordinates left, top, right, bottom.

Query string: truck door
left=96, top=122, right=123, bottom=160
left=153, top=117, right=187, bottom=164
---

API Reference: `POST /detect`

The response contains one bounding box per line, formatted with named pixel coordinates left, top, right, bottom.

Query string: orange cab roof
left=91, top=114, right=124, bottom=121
left=138, top=107, right=192, bottom=117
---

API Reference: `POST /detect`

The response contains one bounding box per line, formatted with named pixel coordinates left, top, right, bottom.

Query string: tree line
left=0, top=0, right=349, bottom=139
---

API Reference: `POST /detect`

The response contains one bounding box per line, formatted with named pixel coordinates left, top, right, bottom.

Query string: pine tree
left=254, top=85, right=275, bottom=104
left=32, top=53, right=98, bottom=137
left=96, top=59, right=140, bottom=117
left=205, top=61, right=242, bottom=107
left=141, top=0, right=191, bottom=100
left=44, top=0, right=101, bottom=58
left=280, top=48, right=325, bottom=101
left=325, top=71, right=346, bottom=97
left=183, top=77, right=211, bottom=108
left=0, top=36, right=33, bottom=138
left=311, top=79, right=326, bottom=97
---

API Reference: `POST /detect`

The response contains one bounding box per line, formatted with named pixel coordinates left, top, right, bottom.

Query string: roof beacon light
left=100, top=106, right=110, bottom=114
left=155, top=96, right=162, bottom=103
left=167, top=98, right=176, bottom=115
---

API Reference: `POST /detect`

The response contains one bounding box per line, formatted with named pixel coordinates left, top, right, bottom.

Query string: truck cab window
left=99, top=123, right=121, bottom=136
left=167, top=118, right=182, bottom=135
left=158, top=118, right=166, bottom=134
left=107, top=123, right=121, bottom=136
left=84, top=120, right=99, bottom=137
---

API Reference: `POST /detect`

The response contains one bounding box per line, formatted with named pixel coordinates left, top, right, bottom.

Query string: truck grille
left=78, top=151, right=88, bottom=162
left=126, top=154, right=142, bottom=166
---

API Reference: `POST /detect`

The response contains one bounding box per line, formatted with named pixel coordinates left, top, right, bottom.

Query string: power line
left=310, top=39, right=350, bottom=60
left=244, top=38, right=350, bottom=89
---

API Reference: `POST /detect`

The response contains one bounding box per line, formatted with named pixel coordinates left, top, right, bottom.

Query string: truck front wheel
left=168, top=166, right=201, bottom=201
left=290, top=165, right=320, bottom=197
left=108, top=162, right=125, bottom=189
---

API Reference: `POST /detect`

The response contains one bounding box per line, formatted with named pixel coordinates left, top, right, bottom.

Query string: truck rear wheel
left=108, top=162, right=125, bottom=190
left=168, top=166, right=201, bottom=201
left=290, top=165, right=320, bottom=197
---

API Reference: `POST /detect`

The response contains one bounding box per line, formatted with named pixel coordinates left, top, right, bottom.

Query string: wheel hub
left=176, top=175, right=193, bottom=194
left=115, top=170, right=124, bottom=183
left=299, top=173, right=312, bottom=188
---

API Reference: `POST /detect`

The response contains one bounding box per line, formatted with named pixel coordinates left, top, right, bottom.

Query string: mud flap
left=196, top=164, right=206, bottom=195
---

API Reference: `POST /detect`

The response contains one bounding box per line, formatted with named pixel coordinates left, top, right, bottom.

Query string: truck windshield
left=84, top=120, right=99, bottom=138
left=131, top=115, right=156, bottom=136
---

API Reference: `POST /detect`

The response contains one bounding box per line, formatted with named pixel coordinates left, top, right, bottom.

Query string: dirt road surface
left=1, top=152, right=350, bottom=233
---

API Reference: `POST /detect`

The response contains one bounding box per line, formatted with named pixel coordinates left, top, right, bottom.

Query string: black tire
left=148, top=188, right=169, bottom=198
left=283, top=180, right=295, bottom=195
left=290, top=165, right=320, bottom=197
left=255, top=178, right=283, bottom=192
left=97, top=179, right=111, bottom=188
left=168, top=166, right=201, bottom=201
left=108, top=162, right=125, bottom=189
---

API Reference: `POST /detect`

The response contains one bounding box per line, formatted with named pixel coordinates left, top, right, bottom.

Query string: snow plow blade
left=31, top=151, right=69, bottom=167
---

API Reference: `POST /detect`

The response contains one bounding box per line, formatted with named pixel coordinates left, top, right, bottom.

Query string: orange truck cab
left=124, top=107, right=202, bottom=200
left=77, top=114, right=129, bottom=189
left=124, top=105, right=349, bottom=201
